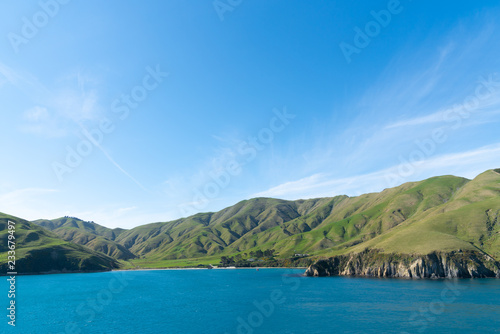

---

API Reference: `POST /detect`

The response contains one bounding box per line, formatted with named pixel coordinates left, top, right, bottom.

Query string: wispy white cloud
left=0, top=62, right=52, bottom=104
left=385, top=79, right=500, bottom=129
left=0, top=188, right=60, bottom=221
left=23, top=106, right=49, bottom=121
left=1, top=61, right=104, bottom=136
left=1, top=61, right=148, bottom=192
left=252, top=143, right=500, bottom=200
left=76, top=123, right=150, bottom=193
left=0, top=188, right=58, bottom=202
left=0, top=189, right=165, bottom=229
left=53, top=87, right=102, bottom=122
left=70, top=207, right=178, bottom=229
left=116, top=206, right=137, bottom=214
left=358, top=19, right=498, bottom=131
left=20, top=105, right=70, bottom=137
left=293, top=18, right=500, bottom=188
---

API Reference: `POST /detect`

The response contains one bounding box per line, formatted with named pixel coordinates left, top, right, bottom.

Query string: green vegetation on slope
left=0, top=213, right=119, bottom=274
left=348, top=170, right=500, bottom=257
left=108, top=173, right=477, bottom=261
left=3, top=169, right=500, bottom=272
left=33, top=217, right=135, bottom=260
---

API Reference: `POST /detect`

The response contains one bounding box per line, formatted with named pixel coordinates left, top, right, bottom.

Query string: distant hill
left=33, top=217, right=135, bottom=260
left=106, top=171, right=498, bottom=260
left=0, top=213, right=118, bottom=274
left=346, top=169, right=500, bottom=257
left=2, top=169, right=500, bottom=276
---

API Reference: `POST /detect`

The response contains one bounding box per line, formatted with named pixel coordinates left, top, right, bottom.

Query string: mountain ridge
left=2, top=169, right=500, bottom=276
left=0, top=213, right=119, bottom=275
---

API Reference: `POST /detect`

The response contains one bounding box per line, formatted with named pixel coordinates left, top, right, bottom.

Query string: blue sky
left=1, top=0, right=500, bottom=229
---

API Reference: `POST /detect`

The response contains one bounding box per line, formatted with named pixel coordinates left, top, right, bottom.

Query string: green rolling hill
left=2, top=169, right=499, bottom=275
left=0, top=213, right=119, bottom=274
left=33, top=217, right=135, bottom=260
left=347, top=169, right=500, bottom=256
left=105, top=171, right=495, bottom=261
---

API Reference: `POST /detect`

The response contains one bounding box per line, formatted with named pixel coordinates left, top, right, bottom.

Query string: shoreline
left=0, top=269, right=112, bottom=277
left=113, top=266, right=308, bottom=273
left=0, top=266, right=309, bottom=277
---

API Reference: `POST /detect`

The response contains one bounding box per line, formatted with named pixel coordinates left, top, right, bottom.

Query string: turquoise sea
left=2, top=269, right=500, bottom=333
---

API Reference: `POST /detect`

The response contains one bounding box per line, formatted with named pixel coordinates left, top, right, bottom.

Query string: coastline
left=112, top=266, right=308, bottom=273
left=306, top=250, right=500, bottom=279
left=1, top=266, right=308, bottom=277
left=0, top=269, right=113, bottom=277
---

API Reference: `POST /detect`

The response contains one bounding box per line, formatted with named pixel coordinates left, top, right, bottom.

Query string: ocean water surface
left=2, top=269, right=500, bottom=333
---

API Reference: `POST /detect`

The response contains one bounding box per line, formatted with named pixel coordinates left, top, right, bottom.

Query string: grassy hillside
left=33, top=217, right=135, bottom=260
left=4, top=169, right=500, bottom=271
left=0, top=213, right=119, bottom=274
left=114, top=198, right=306, bottom=260
left=110, top=173, right=477, bottom=261
left=347, top=170, right=500, bottom=257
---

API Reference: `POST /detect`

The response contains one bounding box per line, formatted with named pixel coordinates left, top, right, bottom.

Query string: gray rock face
left=305, top=250, right=500, bottom=278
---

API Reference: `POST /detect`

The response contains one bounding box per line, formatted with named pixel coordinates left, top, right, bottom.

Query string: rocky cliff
left=305, top=250, right=500, bottom=278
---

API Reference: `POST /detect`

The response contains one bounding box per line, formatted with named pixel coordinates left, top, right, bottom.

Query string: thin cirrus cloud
left=1, top=61, right=103, bottom=135
left=358, top=20, right=498, bottom=130
left=0, top=188, right=58, bottom=203
left=269, top=22, right=500, bottom=194
left=1, top=61, right=149, bottom=192
left=0, top=188, right=60, bottom=221
left=20, top=105, right=69, bottom=138
left=252, top=143, right=500, bottom=201
left=385, top=85, right=500, bottom=130
left=1, top=4, right=500, bottom=230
